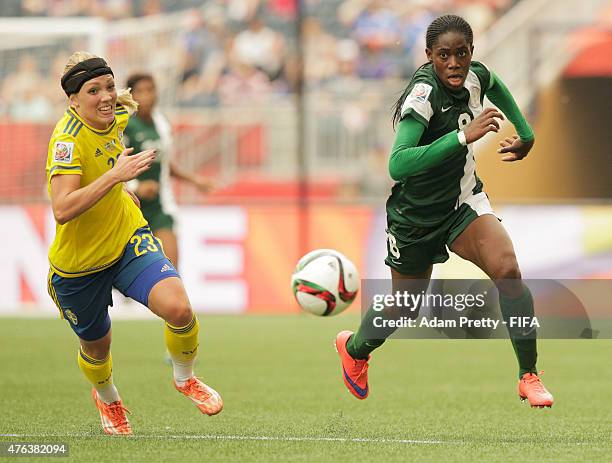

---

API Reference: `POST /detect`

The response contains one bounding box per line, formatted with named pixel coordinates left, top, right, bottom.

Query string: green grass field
left=1, top=315, right=611, bottom=462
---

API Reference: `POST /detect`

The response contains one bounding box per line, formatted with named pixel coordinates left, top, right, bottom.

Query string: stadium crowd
left=1, top=0, right=520, bottom=119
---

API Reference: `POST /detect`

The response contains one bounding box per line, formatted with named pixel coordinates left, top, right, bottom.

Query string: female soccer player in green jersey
left=123, top=73, right=213, bottom=268
left=335, top=15, right=553, bottom=408
left=46, top=52, right=223, bottom=436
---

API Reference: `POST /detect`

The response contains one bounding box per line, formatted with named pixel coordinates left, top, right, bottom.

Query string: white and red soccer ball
left=291, top=249, right=360, bottom=316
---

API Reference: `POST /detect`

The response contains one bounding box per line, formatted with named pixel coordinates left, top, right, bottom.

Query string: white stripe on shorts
left=462, top=191, right=497, bottom=217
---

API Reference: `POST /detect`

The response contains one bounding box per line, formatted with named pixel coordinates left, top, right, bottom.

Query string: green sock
left=347, top=304, right=403, bottom=360
left=499, top=286, right=538, bottom=378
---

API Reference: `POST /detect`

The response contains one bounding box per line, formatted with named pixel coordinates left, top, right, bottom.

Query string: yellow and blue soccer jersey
left=46, top=104, right=147, bottom=277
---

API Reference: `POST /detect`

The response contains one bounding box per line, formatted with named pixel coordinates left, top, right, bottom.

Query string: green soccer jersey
left=123, top=111, right=177, bottom=222
left=386, top=61, right=493, bottom=228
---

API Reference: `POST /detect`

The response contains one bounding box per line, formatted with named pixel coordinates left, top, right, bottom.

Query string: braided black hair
left=392, top=15, right=473, bottom=128
left=425, top=14, right=473, bottom=50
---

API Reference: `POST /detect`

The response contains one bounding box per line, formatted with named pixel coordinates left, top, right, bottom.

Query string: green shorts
left=385, top=192, right=497, bottom=275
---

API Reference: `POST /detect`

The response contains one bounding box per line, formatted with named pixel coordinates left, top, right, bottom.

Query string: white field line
left=0, top=433, right=458, bottom=445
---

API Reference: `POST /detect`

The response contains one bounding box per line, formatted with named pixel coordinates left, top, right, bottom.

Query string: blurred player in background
left=335, top=15, right=554, bottom=408
left=124, top=73, right=213, bottom=268
left=46, top=52, right=223, bottom=436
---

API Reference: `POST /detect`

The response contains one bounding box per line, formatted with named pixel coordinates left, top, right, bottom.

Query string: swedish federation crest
left=64, top=309, right=78, bottom=325
left=104, top=140, right=117, bottom=152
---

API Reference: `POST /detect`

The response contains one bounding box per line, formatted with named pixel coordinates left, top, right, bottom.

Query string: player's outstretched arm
left=486, top=72, right=535, bottom=161
left=389, top=116, right=466, bottom=180
left=133, top=179, right=160, bottom=201
left=51, top=148, right=155, bottom=224
left=170, top=161, right=215, bottom=193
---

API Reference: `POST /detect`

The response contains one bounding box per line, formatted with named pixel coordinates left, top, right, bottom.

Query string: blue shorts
left=47, top=227, right=180, bottom=341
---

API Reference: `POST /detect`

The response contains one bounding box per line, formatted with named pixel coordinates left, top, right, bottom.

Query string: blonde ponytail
left=117, top=88, right=139, bottom=115
left=62, top=51, right=138, bottom=115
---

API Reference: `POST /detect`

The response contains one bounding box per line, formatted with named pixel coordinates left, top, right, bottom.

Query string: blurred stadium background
left=0, top=0, right=610, bottom=317
left=1, top=2, right=612, bottom=461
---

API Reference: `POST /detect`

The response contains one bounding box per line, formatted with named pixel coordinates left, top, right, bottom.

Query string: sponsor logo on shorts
left=53, top=141, right=74, bottom=163
left=64, top=309, right=78, bottom=325
left=160, top=264, right=171, bottom=273
left=95, top=148, right=103, bottom=157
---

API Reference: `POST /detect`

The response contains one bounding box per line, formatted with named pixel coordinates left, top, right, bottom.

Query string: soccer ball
left=291, top=249, right=360, bottom=316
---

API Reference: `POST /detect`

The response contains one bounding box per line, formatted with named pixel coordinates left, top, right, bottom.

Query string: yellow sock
left=78, top=349, right=119, bottom=404
left=164, top=315, right=199, bottom=383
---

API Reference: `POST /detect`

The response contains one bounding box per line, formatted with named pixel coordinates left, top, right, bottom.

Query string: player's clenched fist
left=111, top=148, right=156, bottom=183
left=464, top=108, right=504, bottom=144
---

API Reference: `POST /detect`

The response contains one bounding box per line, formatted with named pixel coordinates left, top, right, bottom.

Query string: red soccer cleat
left=335, top=331, right=370, bottom=400
left=518, top=371, right=554, bottom=408
left=91, top=389, right=132, bottom=435
left=175, top=377, right=223, bottom=416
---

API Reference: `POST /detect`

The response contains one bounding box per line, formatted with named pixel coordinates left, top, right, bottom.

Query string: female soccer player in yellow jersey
left=46, top=52, right=223, bottom=435
left=335, top=15, right=553, bottom=408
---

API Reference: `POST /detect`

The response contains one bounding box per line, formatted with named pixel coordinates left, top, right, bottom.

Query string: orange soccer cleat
left=518, top=371, right=554, bottom=408
left=91, top=389, right=132, bottom=435
left=175, top=377, right=223, bottom=416
left=335, top=331, right=370, bottom=400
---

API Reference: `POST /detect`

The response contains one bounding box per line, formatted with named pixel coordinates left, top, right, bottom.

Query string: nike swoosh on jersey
left=441, top=106, right=453, bottom=112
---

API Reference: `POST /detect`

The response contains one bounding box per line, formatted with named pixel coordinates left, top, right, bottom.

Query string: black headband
left=61, top=57, right=114, bottom=96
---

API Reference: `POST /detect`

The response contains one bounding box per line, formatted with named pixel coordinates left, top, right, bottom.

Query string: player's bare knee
left=491, top=254, right=523, bottom=297
left=81, top=339, right=111, bottom=360
left=492, top=253, right=521, bottom=280
left=164, top=298, right=193, bottom=326
left=175, top=306, right=193, bottom=327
